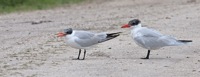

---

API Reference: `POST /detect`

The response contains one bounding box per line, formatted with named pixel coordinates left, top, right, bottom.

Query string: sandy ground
left=0, top=0, right=200, bottom=77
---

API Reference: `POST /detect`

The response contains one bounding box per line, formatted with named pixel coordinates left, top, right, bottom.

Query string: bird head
left=121, top=19, right=141, bottom=28
left=57, top=28, right=73, bottom=37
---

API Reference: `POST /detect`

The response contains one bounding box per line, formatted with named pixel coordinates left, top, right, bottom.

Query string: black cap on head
left=128, top=19, right=141, bottom=26
left=64, top=28, right=73, bottom=34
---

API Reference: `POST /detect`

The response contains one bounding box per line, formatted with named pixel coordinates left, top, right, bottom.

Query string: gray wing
left=135, top=34, right=162, bottom=48
left=74, top=31, right=107, bottom=47
left=73, top=30, right=95, bottom=39
left=139, top=27, right=182, bottom=46
left=158, top=35, right=183, bottom=46
left=138, top=27, right=163, bottom=37
left=134, top=27, right=166, bottom=49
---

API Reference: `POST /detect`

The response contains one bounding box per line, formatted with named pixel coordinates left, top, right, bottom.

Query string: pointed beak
left=121, top=24, right=130, bottom=28
left=57, top=32, right=66, bottom=37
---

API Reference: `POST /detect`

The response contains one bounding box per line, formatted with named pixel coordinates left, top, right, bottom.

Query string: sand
left=0, top=0, right=200, bottom=77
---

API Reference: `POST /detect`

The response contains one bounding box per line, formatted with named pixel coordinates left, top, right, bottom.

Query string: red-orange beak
left=57, top=32, right=66, bottom=37
left=121, top=24, right=130, bottom=28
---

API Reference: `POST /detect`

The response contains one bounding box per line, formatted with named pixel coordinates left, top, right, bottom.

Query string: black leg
left=77, top=49, right=81, bottom=59
left=82, top=49, right=86, bottom=60
left=141, top=50, right=150, bottom=59
left=146, top=50, right=150, bottom=59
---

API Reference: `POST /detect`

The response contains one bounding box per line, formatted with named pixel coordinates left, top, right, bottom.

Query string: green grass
left=0, top=0, right=84, bottom=13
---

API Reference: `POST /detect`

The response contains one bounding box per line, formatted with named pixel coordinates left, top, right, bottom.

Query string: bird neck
left=135, top=23, right=142, bottom=28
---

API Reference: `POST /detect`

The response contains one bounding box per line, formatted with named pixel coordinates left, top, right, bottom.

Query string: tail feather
left=102, top=32, right=122, bottom=42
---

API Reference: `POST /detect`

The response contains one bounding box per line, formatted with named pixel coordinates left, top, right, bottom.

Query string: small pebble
left=166, top=56, right=171, bottom=58
left=165, top=17, right=171, bottom=19
left=164, top=66, right=169, bottom=67
left=123, top=69, right=128, bottom=71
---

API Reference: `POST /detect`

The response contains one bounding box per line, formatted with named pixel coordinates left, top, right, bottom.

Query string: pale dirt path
left=0, top=0, right=200, bottom=77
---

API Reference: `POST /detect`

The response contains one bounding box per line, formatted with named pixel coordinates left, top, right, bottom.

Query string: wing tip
left=178, top=40, right=192, bottom=42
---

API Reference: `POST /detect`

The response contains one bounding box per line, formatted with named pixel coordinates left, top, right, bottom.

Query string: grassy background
left=0, top=0, right=84, bottom=13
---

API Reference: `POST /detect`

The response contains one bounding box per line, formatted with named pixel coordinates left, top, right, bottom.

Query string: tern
left=57, top=28, right=121, bottom=60
left=121, top=19, right=192, bottom=59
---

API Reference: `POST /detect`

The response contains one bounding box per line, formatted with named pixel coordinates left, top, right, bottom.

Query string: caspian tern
left=57, top=28, right=121, bottom=60
left=121, top=19, right=192, bottom=59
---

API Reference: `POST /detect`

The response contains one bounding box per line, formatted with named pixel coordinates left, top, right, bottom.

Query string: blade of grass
left=0, top=0, right=84, bottom=14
